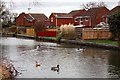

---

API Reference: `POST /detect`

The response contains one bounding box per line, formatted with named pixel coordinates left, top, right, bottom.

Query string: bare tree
left=0, top=0, right=5, bottom=15
left=0, top=0, right=17, bottom=27
left=33, top=20, right=46, bottom=36
left=0, top=0, right=10, bottom=27
left=82, top=2, right=106, bottom=10
left=118, top=1, right=120, bottom=6
left=31, top=0, right=41, bottom=7
left=97, top=2, right=106, bottom=7
left=82, top=2, right=96, bottom=10
left=28, top=0, right=42, bottom=14
left=28, top=0, right=41, bottom=9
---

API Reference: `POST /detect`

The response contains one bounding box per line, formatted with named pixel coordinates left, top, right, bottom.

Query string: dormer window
left=26, top=19, right=32, bottom=23
left=29, top=20, right=32, bottom=22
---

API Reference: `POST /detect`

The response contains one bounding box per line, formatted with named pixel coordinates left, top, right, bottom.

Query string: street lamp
left=55, top=14, right=58, bottom=36
left=28, top=8, right=31, bottom=13
left=55, top=14, right=58, bottom=29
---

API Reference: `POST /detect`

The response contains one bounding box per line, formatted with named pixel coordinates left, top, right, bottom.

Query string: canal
left=0, top=37, right=120, bottom=78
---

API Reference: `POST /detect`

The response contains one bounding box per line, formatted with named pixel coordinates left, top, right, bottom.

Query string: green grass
left=84, top=40, right=118, bottom=46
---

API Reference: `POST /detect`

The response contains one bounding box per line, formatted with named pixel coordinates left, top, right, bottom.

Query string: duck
left=51, top=65, right=59, bottom=72
left=36, top=61, right=40, bottom=67
left=76, top=48, right=85, bottom=52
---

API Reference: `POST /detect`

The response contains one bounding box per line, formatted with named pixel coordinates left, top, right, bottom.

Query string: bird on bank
left=51, top=65, right=60, bottom=72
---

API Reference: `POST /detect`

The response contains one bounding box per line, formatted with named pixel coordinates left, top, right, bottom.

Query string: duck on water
left=76, top=47, right=86, bottom=52
left=35, top=61, right=40, bottom=67
left=51, top=65, right=60, bottom=72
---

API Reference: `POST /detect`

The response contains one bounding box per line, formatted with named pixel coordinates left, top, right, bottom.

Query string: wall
left=26, top=28, right=36, bottom=37
left=16, top=13, right=25, bottom=26
left=56, top=18, right=74, bottom=26
left=37, top=31, right=56, bottom=37
left=82, top=28, right=111, bottom=40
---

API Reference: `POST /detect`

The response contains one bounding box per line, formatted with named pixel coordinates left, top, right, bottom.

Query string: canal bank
left=0, top=66, right=13, bottom=80
left=0, top=59, right=14, bottom=80
left=13, top=34, right=120, bottom=51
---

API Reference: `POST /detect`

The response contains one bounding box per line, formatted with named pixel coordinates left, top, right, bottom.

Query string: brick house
left=16, top=12, right=48, bottom=27
left=74, top=7, right=110, bottom=28
left=16, top=12, right=34, bottom=27
left=69, top=9, right=87, bottom=26
left=49, top=13, right=74, bottom=27
left=16, top=12, right=48, bottom=36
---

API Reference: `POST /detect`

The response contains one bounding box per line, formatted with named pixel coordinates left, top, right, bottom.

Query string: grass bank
left=10, top=34, right=120, bottom=50
left=84, top=40, right=118, bottom=46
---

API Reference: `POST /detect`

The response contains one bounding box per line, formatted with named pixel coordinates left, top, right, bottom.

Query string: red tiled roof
left=25, top=13, right=48, bottom=21
left=52, top=12, right=73, bottom=18
left=69, top=9, right=86, bottom=16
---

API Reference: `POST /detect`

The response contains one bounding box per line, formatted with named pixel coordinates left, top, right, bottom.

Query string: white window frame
left=74, top=18, right=78, bottom=22
left=85, top=17, right=88, bottom=21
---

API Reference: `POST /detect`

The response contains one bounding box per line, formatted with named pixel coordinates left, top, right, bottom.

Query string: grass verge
left=84, top=40, right=118, bottom=46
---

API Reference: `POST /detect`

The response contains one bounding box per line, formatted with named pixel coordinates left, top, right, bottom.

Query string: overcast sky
left=4, top=0, right=120, bottom=17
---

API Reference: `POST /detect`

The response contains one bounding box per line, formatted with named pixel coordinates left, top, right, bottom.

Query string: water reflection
left=108, top=51, right=120, bottom=78
left=0, top=37, right=120, bottom=78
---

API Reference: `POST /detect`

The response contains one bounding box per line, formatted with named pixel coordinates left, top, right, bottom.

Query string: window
left=51, top=17, right=53, bottom=22
left=29, top=20, right=32, bottom=23
left=26, top=19, right=32, bottom=23
left=74, top=18, right=78, bottom=22
left=80, top=18, right=83, bottom=22
left=85, top=18, right=88, bottom=21
left=79, top=17, right=83, bottom=25
left=80, top=22, right=83, bottom=25
left=46, top=26, right=49, bottom=29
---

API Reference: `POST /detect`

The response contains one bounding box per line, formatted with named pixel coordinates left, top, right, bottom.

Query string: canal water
left=0, top=37, right=120, bottom=78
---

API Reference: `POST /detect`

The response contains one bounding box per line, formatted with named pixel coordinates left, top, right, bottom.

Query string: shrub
left=57, top=24, right=77, bottom=40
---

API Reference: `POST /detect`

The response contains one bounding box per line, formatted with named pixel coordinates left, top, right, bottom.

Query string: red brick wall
left=94, top=7, right=109, bottom=26
left=16, top=13, right=25, bottom=26
left=37, top=31, right=56, bottom=37
left=57, top=18, right=74, bottom=26
left=82, top=18, right=91, bottom=27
